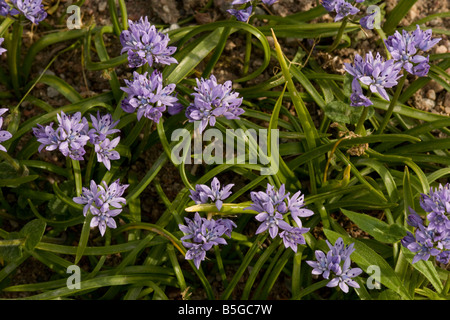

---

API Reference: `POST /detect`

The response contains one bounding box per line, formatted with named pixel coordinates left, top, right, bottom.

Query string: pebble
left=444, top=92, right=450, bottom=109
left=98, top=1, right=107, bottom=12
left=47, top=87, right=60, bottom=98
left=426, top=89, right=436, bottom=100
left=435, top=45, right=448, bottom=54
left=421, top=98, right=436, bottom=110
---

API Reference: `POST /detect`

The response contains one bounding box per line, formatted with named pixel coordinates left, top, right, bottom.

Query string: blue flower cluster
left=179, top=212, right=236, bottom=269
left=227, top=0, right=278, bottom=22
left=246, top=183, right=313, bottom=252
left=121, top=70, right=180, bottom=123
left=344, top=26, right=440, bottom=108
left=189, top=177, right=234, bottom=211
left=185, top=75, right=244, bottom=133
left=73, top=179, right=129, bottom=236
left=0, top=0, right=47, bottom=24
left=306, top=237, right=362, bottom=293
left=402, top=184, right=450, bottom=265
left=32, top=111, right=121, bottom=170
left=385, top=25, right=441, bottom=77
left=120, top=16, right=178, bottom=69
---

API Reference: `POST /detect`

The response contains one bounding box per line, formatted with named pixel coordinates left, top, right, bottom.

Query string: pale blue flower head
left=120, top=16, right=178, bottom=68
left=121, top=70, right=178, bottom=123
left=306, top=237, right=362, bottom=293
left=227, top=6, right=253, bottom=22
left=189, top=177, right=234, bottom=211
left=384, top=25, right=441, bottom=77
left=185, top=75, right=244, bottom=133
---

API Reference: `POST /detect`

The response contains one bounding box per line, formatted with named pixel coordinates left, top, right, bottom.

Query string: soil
left=1, top=0, right=449, bottom=299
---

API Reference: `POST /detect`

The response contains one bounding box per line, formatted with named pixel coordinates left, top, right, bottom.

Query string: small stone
left=435, top=45, right=448, bottom=54
left=47, top=87, right=60, bottom=98
left=98, top=1, right=107, bottom=12
left=444, top=92, right=450, bottom=109
left=421, top=98, right=435, bottom=110
left=426, top=89, right=436, bottom=100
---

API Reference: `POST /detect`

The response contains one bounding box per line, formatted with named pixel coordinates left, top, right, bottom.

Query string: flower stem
left=327, top=17, right=348, bottom=53
left=291, top=279, right=329, bottom=300
left=214, top=245, right=229, bottom=288
left=377, top=75, right=406, bottom=134
left=355, top=106, right=369, bottom=136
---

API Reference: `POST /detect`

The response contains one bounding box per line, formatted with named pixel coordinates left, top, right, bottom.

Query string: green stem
left=291, top=279, right=329, bottom=300
left=72, top=160, right=82, bottom=197
left=355, top=106, right=370, bottom=136
left=84, top=149, right=96, bottom=183
left=327, top=17, right=348, bottom=52
left=377, top=75, right=406, bottom=134
left=8, top=19, right=23, bottom=97
left=214, top=245, right=228, bottom=288
left=0, top=17, right=14, bottom=37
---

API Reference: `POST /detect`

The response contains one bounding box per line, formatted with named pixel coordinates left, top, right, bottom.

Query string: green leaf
left=0, top=232, right=23, bottom=262
left=20, top=219, right=47, bottom=251
left=341, top=209, right=407, bottom=244
left=324, top=229, right=412, bottom=299
left=323, top=101, right=374, bottom=125
left=401, top=246, right=444, bottom=294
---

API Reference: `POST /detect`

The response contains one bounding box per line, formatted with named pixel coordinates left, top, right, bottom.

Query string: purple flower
left=358, top=52, right=403, bottom=101
left=32, top=122, right=60, bottom=153
left=0, top=108, right=12, bottom=152
left=307, top=250, right=340, bottom=280
left=254, top=201, right=291, bottom=238
left=350, top=78, right=373, bottom=107
left=98, top=179, right=128, bottom=211
left=261, top=0, right=278, bottom=5
left=345, top=51, right=402, bottom=102
left=73, top=180, right=103, bottom=216
left=384, top=25, right=441, bottom=77
left=121, top=70, right=178, bottom=123
left=286, top=190, right=314, bottom=227
left=334, top=0, right=359, bottom=21
left=73, top=179, right=128, bottom=236
left=189, top=177, right=234, bottom=211
left=183, top=242, right=208, bottom=269
left=228, top=6, right=253, bottom=22
left=246, top=184, right=314, bottom=249
left=179, top=213, right=235, bottom=269
left=322, top=0, right=359, bottom=21
left=420, top=184, right=450, bottom=215
left=10, top=0, right=47, bottom=24
left=56, top=111, right=90, bottom=160
left=326, top=257, right=362, bottom=293
left=279, top=225, right=309, bottom=252
left=185, top=75, right=244, bottom=133
left=0, top=1, right=17, bottom=16
left=306, top=237, right=362, bottom=293
left=120, top=16, right=177, bottom=68
left=404, top=225, right=441, bottom=264
left=360, top=11, right=376, bottom=30
left=88, top=112, right=120, bottom=145
left=436, top=251, right=450, bottom=265
left=402, top=183, right=450, bottom=266
left=90, top=205, right=122, bottom=237
left=231, top=0, right=251, bottom=4
left=0, top=38, right=6, bottom=56
left=94, top=137, right=121, bottom=171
